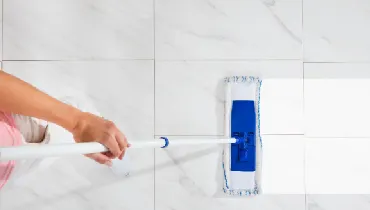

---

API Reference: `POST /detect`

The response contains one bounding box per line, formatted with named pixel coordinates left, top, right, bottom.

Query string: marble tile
left=155, top=0, right=302, bottom=60
left=155, top=61, right=303, bottom=136
left=154, top=135, right=305, bottom=210
left=3, top=0, right=154, bottom=60
left=303, top=0, right=370, bottom=62
left=0, top=158, right=95, bottom=210
left=1, top=154, right=155, bottom=210
left=304, top=63, right=370, bottom=137
left=306, top=138, right=370, bottom=194
left=1, top=61, right=154, bottom=210
left=307, top=195, right=370, bottom=210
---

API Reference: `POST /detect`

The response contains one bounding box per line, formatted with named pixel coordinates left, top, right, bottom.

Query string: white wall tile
left=155, top=61, right=303, bottom=136
left=303, top=0, right=370, bottom=62
left=304, top=63, right=370, bottom=137
left=306, top=138, right=370, bottom=194
left=155, top=0, right=302, bottom=60
left=3, top=0, right=154, bottom=60
left=154, top=135, right=305, bottom=210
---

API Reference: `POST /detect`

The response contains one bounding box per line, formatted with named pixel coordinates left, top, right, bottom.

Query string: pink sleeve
left=0, top=112, right=23, bottom=190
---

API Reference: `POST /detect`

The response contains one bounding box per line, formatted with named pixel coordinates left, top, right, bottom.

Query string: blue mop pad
left=222, top=76, right=262, bottom=196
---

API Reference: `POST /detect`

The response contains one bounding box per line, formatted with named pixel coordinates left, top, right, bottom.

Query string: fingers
left=101, top=133, right=121, bottom=157
left=100, top=121, right=122, bottom=158
left=102, top=151, right=116, bottom=159
left=101, top=121, right=130, bottom=160
left=115, top=131, right=129, bottom=160
left=73, top=112, right=131, bottom=166
left=74, top=114, right=129, bottom=161
left=104, top=120, right=129, bottom=160
left=86, top=153, right=112, bottom=166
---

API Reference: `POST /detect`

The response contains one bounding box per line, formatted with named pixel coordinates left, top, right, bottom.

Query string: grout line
left=155, top=58, right=302, bottom=62
left=2, top=59, right=368, bottom=64
left=154, top=135, right=229, bottom=137
left=302, top=0, right=307, bottom=208
left=154, top=134, right=305, bottom=137
left=2, top=0, right=3, bottom=63
left=305, top=136, right=370, bottom=139
left=0, top=1, right=3, bottom=207
left=4, top=59, right=356, bottom=62
left=1, top=58, right=369, bottom=63
left=303, top=64, right=306, bottom=205
left=304, top=61, right=370, bottom=64
left=262, top=133, right=304, bottom=136
left=2, top=59, right=155, bottom=62
left=154, top=134, right=368, bottom=138
left=153, top=0, right=156, bottom=209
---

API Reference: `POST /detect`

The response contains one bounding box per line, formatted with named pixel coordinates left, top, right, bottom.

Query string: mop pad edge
left=222, top=76, right=262, bottom=197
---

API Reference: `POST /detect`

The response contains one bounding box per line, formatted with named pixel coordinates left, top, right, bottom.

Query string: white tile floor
left=0, top=0, right=370, bottom=209
left=155, top=61, right=303, bottom=136
left=303, top=0, right=370, bottom=62
left=3, top=0, right=154, bottom=60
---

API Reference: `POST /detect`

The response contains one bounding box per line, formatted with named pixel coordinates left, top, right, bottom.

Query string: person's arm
left=0, top=70, right=128, bottom=165
left=0, top=71, right=81, bottom=131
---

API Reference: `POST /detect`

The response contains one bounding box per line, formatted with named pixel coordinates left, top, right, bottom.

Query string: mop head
left=222, top=76, right=262, bottom=196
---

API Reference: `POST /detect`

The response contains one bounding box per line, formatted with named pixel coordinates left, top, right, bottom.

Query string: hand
left=71, top=112, right=130, bottom=166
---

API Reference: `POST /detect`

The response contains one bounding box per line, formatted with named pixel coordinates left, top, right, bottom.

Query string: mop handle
left=0, top=137, right=237, bottom=160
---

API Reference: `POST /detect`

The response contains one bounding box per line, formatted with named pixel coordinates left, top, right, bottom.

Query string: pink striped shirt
left=0, top=112, right=23, bottom=189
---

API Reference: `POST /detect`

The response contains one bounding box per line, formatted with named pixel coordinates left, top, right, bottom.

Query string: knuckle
left=105, top=121, right=116, bottom=130
left=113, top=149, right=121, bottom=156
left=100, top=136, right=110, bottom=144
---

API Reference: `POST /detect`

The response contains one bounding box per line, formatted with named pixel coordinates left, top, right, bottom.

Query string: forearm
left=0, top=70, right=81, bottom=132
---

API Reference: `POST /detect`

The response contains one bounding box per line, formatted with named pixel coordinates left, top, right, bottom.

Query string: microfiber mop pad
left=222, top=76, right=262, bottom=196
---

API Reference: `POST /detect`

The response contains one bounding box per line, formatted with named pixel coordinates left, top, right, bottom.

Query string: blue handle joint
left=230, top=100, right=256, bottom=172
left=160, top=137, right=169, bottom=148
left=232, top=132, right=255, bottom=162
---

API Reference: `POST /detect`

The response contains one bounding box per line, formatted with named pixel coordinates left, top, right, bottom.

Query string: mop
left=0, top=76, right=262, bottom=196
left=222, top=76, right=262, bottom=196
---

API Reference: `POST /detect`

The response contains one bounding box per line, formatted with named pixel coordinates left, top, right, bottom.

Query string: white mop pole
left=0, top=138, right=237, bottom=160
